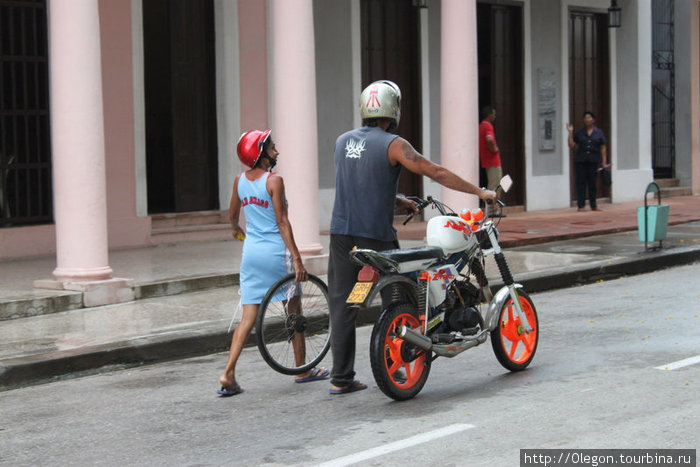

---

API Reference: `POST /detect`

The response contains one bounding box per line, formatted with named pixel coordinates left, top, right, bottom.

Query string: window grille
left=651, top=0, right=675, bottom=179
left=0, top=0, right=52, bottom=227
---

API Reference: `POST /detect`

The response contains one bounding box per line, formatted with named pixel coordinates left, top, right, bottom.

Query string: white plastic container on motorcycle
left=424, top=215, right=479, bottom=305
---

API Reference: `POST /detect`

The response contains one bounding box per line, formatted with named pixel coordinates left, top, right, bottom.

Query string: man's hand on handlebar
left=396, top=195, right=420, bottom=216
left=478, top=188, right=498, bottom=205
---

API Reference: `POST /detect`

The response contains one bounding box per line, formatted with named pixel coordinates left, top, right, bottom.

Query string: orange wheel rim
left=499, top=298, right=537, bottom=364
left=384, top=313, right=427, bottom=389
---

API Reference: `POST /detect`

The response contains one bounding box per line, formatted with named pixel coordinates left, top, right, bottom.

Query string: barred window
left=0, top=0, right=52, bottom=227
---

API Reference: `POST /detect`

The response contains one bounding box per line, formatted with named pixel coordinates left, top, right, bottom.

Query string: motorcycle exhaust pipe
left=399, top=325, right=489, bottom=358
left=397, top=325, right=433, bottom=351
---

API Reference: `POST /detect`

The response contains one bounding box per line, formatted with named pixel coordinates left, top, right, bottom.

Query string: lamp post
left=608, top=0, right=621, bottom=28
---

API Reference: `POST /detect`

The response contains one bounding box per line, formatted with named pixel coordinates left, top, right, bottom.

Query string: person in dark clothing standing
left=567, top=111, right=610, bottom=211
left=327, top=80, right=497, bottom=395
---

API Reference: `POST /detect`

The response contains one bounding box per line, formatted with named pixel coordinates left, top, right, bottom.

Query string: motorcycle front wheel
left=370, top=303, right=431, bottom=401
left=491, top=290, right=539, bottom=371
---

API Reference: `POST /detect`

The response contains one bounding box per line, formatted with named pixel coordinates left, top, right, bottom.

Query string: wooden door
left=568, top=11, right=610, bottom=201
left=478, top=3, right=525, bottom=206
left=361, top=0, right=422, bottom=197
left=143, top=0, right=218, bottom=214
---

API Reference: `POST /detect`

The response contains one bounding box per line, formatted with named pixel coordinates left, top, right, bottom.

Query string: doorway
left=477, top=2, right=525, bottom=206
left=361, top=0, right=422, bottom=198
left=568, top=11, right=611, bottom=201
left=143, top=0, right=219, bottom=214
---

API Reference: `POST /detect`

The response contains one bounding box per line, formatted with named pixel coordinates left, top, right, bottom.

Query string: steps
left=654, top=179, right=693, bottom=198
left=150, top=210, right=232, bottom=244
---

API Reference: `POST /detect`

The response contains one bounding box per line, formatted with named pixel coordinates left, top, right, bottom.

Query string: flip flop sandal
left=295, top=367, right=330, bottom=383
left=329, top=380, right=367, bottom=395
left=217, top=383, right=244, bottom=397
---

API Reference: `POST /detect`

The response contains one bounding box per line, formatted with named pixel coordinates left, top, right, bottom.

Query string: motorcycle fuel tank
left=426, top=215, right=476, bottom=255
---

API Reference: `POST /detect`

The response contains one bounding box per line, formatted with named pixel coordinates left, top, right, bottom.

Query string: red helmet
left=237, top=129, right=272, bottom=168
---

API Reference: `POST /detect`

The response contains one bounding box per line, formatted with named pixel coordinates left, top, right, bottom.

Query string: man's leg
left=486, top=166, right=502, bottom=191
left=328, top=235, right=361, bottom=388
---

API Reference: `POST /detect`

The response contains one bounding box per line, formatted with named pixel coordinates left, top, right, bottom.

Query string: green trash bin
left=637, top=204, right=669, bottom=242
left=637, top=182, right=669, bottom=250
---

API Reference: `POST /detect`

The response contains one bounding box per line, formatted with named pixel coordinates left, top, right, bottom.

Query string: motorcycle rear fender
left=364, top=275, right=421, bottom=309
left=484, top=283, right=523, bottom=331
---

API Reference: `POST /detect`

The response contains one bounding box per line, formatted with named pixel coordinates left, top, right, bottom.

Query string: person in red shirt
left=479, top=106, right=504, bottom=216
left=479, top=106, right=501, bottom=189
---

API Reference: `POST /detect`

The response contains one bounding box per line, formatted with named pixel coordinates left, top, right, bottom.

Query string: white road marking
left=655, top=354, right=700, bottom=370
left=316, top=423, right=475, bottom=467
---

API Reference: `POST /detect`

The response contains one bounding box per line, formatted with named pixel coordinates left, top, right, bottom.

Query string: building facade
left=0, top=0, right=698, bottom=297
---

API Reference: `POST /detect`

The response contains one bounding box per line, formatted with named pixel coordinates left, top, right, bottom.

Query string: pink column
left=49, top=0, right=112, bottom=281
left=270, top=0, right=323, bottom=257
left=440, top=0, right=480, bottom=210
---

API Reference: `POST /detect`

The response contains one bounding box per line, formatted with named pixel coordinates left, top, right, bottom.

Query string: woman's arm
left=566, top=124, right=576, bottom=149
left=228, top=174, right=245, bottom=240
left=600, top=144, right=609, bottom=168
left=267, top=174, right=308, bottom=282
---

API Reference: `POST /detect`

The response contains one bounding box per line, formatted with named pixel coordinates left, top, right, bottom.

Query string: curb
left=1, top=274, right=240, bottom=322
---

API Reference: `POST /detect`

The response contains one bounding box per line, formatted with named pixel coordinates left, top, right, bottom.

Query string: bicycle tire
left=255, top=273, right=331, bottom=375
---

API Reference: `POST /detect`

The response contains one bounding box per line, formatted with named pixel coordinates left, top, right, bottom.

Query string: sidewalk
left=1, top=195, right=699, bottom=390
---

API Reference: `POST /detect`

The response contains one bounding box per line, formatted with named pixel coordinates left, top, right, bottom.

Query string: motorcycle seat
left=377, top=246, right=445, bottom=264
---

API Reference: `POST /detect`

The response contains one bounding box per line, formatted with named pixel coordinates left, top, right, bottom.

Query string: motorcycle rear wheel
left=491, top=290, right=538, bottom=371
left=370, top=303, right=431, bottom=401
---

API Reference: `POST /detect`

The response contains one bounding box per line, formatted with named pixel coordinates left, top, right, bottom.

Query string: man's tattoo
left=401, top=141, right=419, bottom=161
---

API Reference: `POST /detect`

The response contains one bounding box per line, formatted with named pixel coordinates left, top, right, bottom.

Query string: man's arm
left=388, top=137, right=496, bottom=202
left=486, top=134, right=499, bottom=153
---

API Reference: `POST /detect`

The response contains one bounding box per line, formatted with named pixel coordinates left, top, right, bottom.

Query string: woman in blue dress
left=218, top=129, right=329, bottom=396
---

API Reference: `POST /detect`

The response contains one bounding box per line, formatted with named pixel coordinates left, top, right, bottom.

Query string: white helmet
left=359, top=80, right=401, bottom=129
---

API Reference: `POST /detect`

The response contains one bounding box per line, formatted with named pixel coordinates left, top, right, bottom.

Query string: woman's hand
left=293, top=257, right=308, bottom=282
left=232, top=226, right=245, bottom=241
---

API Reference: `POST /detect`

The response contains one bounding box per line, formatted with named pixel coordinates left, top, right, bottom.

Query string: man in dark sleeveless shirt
left=327, top=80, right=497, bottom=394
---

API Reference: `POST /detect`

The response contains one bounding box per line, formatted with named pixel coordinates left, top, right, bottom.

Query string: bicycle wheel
left=370, top=303, right=431, bottom=401
left=255, top=273, right=331, bottom=375
left=491, top=290, right=538, bottom=371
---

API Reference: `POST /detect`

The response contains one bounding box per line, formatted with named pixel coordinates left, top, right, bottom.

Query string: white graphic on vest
left=344, top=139, right=366, bottom=159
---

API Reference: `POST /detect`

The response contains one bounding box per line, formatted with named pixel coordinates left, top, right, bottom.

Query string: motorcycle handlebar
left=401, top=190, right=506, bottom=225
left=402, top=197, right=431, bottom=225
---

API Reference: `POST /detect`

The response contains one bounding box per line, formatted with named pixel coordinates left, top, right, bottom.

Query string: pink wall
left=99, top=0, right=151, bottom=248
left=0, top=225, right=56, bottom=260
left=238, top=0, right=269, bottom=131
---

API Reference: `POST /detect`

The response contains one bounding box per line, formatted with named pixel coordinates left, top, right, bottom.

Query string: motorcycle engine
left=447, top=305, right=482, bottom=334
left=439, top=279, right=483, bottom=335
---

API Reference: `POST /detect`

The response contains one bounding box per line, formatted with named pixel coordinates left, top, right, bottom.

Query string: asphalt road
left=1, top=263, right=698, bottom=466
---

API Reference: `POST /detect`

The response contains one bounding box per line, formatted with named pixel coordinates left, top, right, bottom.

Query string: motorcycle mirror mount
left=499, top=174, right=513, bottom=193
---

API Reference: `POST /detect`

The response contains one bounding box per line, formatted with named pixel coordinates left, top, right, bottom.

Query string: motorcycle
left=346, top=175, right=539, bottom=400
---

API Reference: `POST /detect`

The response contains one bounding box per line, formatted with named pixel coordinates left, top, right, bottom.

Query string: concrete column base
left=34, top=278, right=135, bottom=308
left=302, top=254, right=329, bottom=276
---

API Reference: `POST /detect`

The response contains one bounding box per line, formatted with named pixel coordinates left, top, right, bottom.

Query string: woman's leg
left=219, top=303, right=259, bottom=389
left=587, top=162, right=599, bottom=209
left=286, top=296, right=306, bottom=367
left=575, top=162, right=587, bottom=209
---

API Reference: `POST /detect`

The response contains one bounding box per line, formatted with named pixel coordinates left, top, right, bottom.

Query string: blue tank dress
left=238, top=172, right=292, bottom=304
